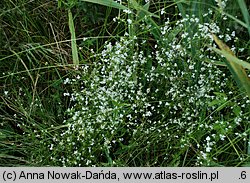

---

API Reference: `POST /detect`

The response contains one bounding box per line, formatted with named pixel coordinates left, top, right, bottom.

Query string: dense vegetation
left=0, top=0, right=249, bottom=166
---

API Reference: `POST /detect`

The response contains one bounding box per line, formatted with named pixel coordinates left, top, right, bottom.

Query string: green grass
left=0, top=0, right=249, bottom=167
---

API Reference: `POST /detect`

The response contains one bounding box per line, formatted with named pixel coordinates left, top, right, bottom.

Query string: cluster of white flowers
left=215, top=0, right=228, bottom=10
left=44, top=10, right=249, bottom=166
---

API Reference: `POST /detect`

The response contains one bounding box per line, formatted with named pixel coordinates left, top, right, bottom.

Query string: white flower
left=64, top=78, right=70, bottom=84
left=161, top=9, right=165, bottom=15
left=206, top=146, right=212, bottom=152
left=206, top=136, right=211, bottom=141
left=123, top=9, right=132, bottom=14
left=189, top=65, right=194, bottom=70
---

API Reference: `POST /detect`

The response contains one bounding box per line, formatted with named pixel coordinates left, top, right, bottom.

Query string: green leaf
left=137, top=2, right=150, bottom=21
left=208, top=92, right=230, bottom=111
left=223, top=12, right=249, bottom=30
left=212, top=34, right=250, bottom=99
left=131, top=0, right=160, bottom=41
left=130, top=0, right=159, bottom=18
left=212, top=48, right=250, bottom=70
left=174, top=0, right=186, bottom=18
left=80, top=0, right=128, bottom=10
left=237, top=0, right=250, bottom=35
left=233, top=105, right=241, bottom=116
left=68, top=9, right=79, bottom=66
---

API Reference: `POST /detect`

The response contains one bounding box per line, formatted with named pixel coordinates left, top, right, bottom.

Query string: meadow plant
left=45, top=5, right=249, bottom=166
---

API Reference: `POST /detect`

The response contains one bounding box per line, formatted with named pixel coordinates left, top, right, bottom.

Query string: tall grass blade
left=10, top=50, right=35, bottom=86
left=223, top=12, right=249, bottom=30
left=68, top=9, right=79, bottom=66
left=127, top=0, right=135, bottom=38
left=130, top=0, right=159, bottom=18
left=237, top=0, right=250, bottom=35
left=212, top=34, right=250, bottom=99
left=131, top=0, right=161, bottom=41
left=173, top=0, right=187, bottom=18
left=138, top=2, right=150, bottom=19
left=212, top=48, right=250, bottom=70
left=80, top=0, right=128, bottom=10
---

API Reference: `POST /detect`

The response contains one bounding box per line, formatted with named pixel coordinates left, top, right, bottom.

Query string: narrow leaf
left=212, top=48, right=250, bottom=70
left=223, top=12, right=249, bottom=30
left=237, top=0, right=250, bottom=35
left=68, top=9, right=79, bottom=66
left=80, top=0, right=128, bottom=10
left=132, top=0, right=161, bottom=41
left=212, top=34, right=250, bottom=99
left=173, top=0, right=186, bottom=18
left=130, top=0, right=159, bottom=18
